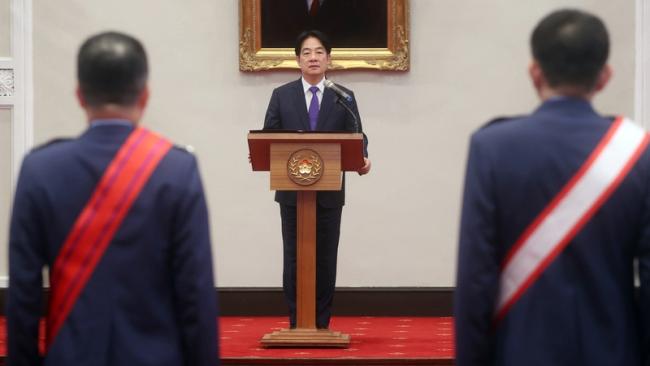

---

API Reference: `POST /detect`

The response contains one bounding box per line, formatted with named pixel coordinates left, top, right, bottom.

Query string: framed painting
left=239, top=0, right=409, bottom=71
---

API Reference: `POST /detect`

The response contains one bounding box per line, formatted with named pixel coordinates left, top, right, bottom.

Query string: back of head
left=531, top=9, right=609, bottom=91
left=77, top=31, right=148, bottom=108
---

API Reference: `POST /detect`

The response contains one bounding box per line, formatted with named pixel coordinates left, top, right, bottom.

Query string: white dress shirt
left=301, top=77, right=325, bottom=111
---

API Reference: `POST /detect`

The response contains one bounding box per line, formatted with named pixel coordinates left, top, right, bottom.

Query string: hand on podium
left=358, top=158, right=371, bottom=176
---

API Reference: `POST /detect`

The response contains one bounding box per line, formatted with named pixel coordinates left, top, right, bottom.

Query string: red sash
left=494, top=117, right=649, bottom=323
left=46, top=127, right=172, bottom=350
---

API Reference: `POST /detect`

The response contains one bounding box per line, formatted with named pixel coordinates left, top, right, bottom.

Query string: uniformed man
left=7, top=31, right=219, bottom=366
left=455, top=9, right=650, bottom=365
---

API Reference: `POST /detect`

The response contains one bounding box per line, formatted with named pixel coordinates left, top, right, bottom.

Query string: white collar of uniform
left=301, top=77, right=325, bottom=95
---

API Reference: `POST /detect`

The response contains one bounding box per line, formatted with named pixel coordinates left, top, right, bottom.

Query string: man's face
left=297, top=36, right=330, bottom=79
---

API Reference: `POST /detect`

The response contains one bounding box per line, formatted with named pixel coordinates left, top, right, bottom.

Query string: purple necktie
left=308, top=86, right=319, bottom=130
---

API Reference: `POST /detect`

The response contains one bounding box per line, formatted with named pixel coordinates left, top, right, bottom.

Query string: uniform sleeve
left=638, top=151, right=650, bottom=366
left=7, top=157, right=46, bottom=366
left=454, top=133, right=500, bottom=366
left=263, top=88, right=282, bottom=130
left=170, top=156, right=219, bottom=366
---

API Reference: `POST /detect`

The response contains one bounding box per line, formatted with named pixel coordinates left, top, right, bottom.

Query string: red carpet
left=0, top=318, right=46, bottom=356
left=220, top=316, right=454, bottom=364
left=1, top=317, right=455, bottom=365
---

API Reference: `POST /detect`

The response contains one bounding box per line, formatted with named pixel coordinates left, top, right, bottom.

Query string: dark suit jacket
left=454, top=98, right=650, bottom=365
left=263, top=78, right=368, bottom=208
left=7, top=123, right=219, bottom=366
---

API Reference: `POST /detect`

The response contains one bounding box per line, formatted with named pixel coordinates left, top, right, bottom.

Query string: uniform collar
left=89, top=119, right=135, bottom=128
left=81, top=119, right=135, bottom=142
left=534, top=96, right=598, bottom=117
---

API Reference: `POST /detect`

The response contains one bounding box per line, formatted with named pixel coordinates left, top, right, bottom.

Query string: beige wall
left=13, top=0, right=635, bottom=287
left=1, top=0, right=11, bottom=281
left=0, top=109, right=11, bottom=279
left=0, top=0, right=9, bottom=56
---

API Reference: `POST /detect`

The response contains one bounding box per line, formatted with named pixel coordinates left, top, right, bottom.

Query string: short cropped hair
left=531, top=9, right=609, bottom=91
left=77, top=31, right=148, bottom=107
left=294, top=30, right=332, bottom=56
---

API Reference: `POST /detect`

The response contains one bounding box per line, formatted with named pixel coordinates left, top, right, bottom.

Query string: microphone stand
left=335, top=97, right=360, bottom=133
left=335, top=96, right=367, bottom=173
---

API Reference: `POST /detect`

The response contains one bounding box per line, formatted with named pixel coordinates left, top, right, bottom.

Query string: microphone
left=324, top=79, right=353, bottom=103
left=324, top=79, right=359, bottom=133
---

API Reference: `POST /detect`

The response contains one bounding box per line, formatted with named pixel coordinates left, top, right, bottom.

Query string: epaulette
left=30, top=138, right=72, bottom=152
left=174, top=144, right=195, bottom=154
left=480, top=115, right=524, bottom=130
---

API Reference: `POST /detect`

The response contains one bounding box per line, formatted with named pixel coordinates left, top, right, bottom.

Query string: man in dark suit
left=7, top=32, right=219, bottom=365
left=455, top=9, right=650, bottom=366
left=263, top=30, right=371, bottom=329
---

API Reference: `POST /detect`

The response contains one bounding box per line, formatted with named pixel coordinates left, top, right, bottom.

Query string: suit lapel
left=317, top=88, right=336, bottom=131
left=292, top=80, right=312, bottom=131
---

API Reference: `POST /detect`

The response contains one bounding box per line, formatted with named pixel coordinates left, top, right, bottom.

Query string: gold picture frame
left=239, top=0, right=409, bottom=71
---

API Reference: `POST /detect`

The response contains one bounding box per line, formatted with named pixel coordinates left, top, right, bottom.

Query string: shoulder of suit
left=29, top=137, right=73, bottom=153
left=275, top=79, right=302, bottom=91
left=479, top=115, right=526, bottom=130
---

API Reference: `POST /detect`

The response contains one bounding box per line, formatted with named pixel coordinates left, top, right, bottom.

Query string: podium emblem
left=288, top=149, right=323, bottom=186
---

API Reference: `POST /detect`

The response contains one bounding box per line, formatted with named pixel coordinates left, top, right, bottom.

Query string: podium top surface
left=248, top=130, right=365, bottom=171
left=248, top=130, right=362, bottom=139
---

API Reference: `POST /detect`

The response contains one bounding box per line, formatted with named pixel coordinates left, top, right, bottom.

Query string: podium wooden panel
left=248, top=131, right=364, bottom=348
left=270, top=143, right=341, bottom=191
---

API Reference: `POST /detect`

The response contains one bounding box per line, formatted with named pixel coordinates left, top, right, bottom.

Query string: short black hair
left=294, top=30, right=332, bottom=56
left=77, top=31, right=148, bottom=107
left=531, top=9, right=609, bottom=91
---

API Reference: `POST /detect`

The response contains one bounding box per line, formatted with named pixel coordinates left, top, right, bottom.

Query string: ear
left=76, top=86, right=87, bottom=108
left=528, top=60, right=544, bottom=91
left=137, top=85, right=150, bottom=109
left=593, top=64, right=612, bottom=92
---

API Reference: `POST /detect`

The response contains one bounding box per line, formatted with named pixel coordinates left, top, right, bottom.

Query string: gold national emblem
left=287, top=149, right=323, bottom=186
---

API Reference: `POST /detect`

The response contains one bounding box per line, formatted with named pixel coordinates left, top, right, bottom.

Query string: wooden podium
left=248, top=130, right=365, bottom=348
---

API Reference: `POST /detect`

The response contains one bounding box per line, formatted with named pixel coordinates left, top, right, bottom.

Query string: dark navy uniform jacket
left=455, top=98, right=650, bottom=366
left=263, top=78, right=368, bottom=208
left=7, top=121, right=219, bottom=366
